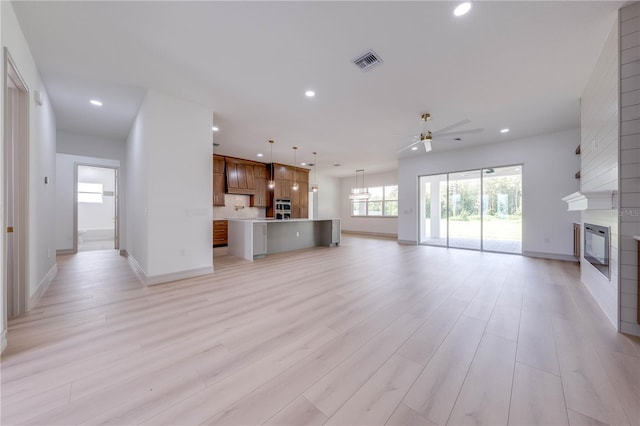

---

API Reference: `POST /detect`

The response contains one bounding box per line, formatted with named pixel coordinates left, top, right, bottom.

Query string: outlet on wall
left=296, top=231, right=300, bottom=237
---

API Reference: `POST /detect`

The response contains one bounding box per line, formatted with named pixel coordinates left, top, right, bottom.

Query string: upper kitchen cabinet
left=226, top=158, right=257, bottom=195
left=213, top=155, right=226, bottom=206
left=275, top=164, right=293, bottom=180
left=251, top=164, right=270, bottom=208
left=295, top=169, right=308, bottom=184
left=213, top=155, right=225, bottom=174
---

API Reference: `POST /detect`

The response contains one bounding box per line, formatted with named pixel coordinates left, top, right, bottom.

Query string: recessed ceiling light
left=90, top=99, right=103, bottom=106
left=257, top=153, right=263, bottom=157
left=454, top=2, right=472, bottom=17
left=305, top=90, right=315, bottom=98
left=212, top=126, right=219, bottom=132
left=301, top=162, right=306, bottom=166
left=411, top=146, right=418, bottom=151
left=500, top=128, right=510, bottom=133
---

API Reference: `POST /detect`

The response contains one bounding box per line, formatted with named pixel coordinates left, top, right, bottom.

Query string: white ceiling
left=12, top=1, right=624, bottom=177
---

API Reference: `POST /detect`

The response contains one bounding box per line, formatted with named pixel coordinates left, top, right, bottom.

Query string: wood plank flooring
left=2, top=235, right=639, bottom=425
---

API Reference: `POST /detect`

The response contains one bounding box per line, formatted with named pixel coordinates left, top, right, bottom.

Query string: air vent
left=352, top=50, right=383, bottom=72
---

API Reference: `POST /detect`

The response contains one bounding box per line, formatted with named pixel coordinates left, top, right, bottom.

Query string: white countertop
left=226, top=218, right=339, bottom=223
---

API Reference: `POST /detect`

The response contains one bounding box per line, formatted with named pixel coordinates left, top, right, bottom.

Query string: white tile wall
left=619, top=2, right=640, bottom=336
left=580, top=20, right=620, bottom=329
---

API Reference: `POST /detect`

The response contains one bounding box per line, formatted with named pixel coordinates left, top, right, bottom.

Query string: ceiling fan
left=399, top=113, right=483, bottom=153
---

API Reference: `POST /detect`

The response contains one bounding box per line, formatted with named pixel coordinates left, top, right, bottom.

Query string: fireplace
left=583, top=223, right=610, bottom=279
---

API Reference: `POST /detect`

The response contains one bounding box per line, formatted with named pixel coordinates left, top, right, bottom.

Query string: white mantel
left=562, top=191, right=617, bottom=211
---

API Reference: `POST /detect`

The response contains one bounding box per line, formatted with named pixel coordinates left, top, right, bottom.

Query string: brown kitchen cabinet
left=213, top=220, right=228, bottom=246
left=213, top=155, right=226, bottom=206
left=213, top=155, right=225, bottom=173
left=275, top=164, right=293, bottom=180
left=251, top=164, right=270, bottom=208
left=274, top=179, right=292, bottom=199
left=226, top=158, right=257, bottom=195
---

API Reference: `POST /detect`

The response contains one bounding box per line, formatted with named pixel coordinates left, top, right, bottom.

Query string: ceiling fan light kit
left=399, top=113, right=483, bottom=153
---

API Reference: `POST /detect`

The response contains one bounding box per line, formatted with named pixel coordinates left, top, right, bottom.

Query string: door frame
left=74, top=163, right=120, bottom=253
left=3, top=47, right=30, bottom=318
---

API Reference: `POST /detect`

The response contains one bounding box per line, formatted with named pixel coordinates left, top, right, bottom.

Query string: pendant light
left=268, top=140, right=275, bottom=189
left=349, top=169, right=371, bottom=200
left=292, top=147, right=299, bottom=191
left=311, top=152, right=318, bottom=192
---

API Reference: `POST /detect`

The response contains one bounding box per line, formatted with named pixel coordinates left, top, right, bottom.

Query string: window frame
left=350, top=185, right=398, bottom=217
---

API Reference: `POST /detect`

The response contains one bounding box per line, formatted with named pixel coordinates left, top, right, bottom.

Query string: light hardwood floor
left=1, top=235, right=639, bottom=425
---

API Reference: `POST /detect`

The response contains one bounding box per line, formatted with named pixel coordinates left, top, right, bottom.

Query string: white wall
left=126, top=100, right=148, bottom=272
left=127, top=89, right=213, bottom=281
left=2, top=2, right=57, bottom=308
left=340, top=170, right=398, bottom=236
left=580, top=20, right=620, bottom=329
left=619, top=3, right=640, bottom=336
left=56, top=155, right=120, bottom=251
left=57, top=130, right=126, bottom=161
left=316, top=173, right=341, bottom=219
left=398, top=129, right=581, bottom=258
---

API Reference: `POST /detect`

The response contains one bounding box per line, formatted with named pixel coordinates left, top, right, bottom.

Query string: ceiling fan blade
left=398, top=138, right=422, bottom=152
left=433, top=127, right=484, bottom=137
left=432, top=119, right=471, bottom=134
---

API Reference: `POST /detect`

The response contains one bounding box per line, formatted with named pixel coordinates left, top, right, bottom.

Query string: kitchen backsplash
left=213, top=194, right=266, bottom=220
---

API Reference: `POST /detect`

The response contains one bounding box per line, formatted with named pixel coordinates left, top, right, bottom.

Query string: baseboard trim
left=1, top=329, right=7, bottom=353
left=56, top=249, right=74, bottom=255
left=523, top=251, right=578, bottom=262
left=127, top=254, right=147, bottom=284
left=341, top=230, right=398, bottom=239
left=146, top=266, right=214, bottom=286
left=31, top=263, right=58, bottom=308
left=127, top=255, right=214, bottom=286
left=397, top=239, right=418, bottom=245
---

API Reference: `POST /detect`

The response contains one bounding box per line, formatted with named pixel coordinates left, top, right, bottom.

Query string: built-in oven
left=275, top=198, right=291, bottom=220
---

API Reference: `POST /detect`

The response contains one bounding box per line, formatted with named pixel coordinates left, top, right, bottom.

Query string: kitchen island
left=227, top=218, right=340, bottom=261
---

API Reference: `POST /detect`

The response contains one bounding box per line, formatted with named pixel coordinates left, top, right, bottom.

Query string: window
left=78, top=182, right=103, bottom=203
left=351, top=185, right=398, bottom=217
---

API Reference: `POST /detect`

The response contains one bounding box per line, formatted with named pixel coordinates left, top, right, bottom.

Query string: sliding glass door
left=419, top=174, right=447, bottom=246
left=418, top=165, right=522, bottom=254
left=448, top=170, right=482, bottom=250
left=482, top=165, right=522, bottom=253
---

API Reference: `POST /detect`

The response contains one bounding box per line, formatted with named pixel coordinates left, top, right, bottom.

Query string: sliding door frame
left=418, top=163, right=523, bottom=254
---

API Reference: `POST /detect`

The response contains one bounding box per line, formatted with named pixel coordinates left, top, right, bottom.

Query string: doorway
left=419, top=165, right=522, bottom=254
left=75, top=165, right=118, bottom=252
left=4, top=48, right=30, bottom=318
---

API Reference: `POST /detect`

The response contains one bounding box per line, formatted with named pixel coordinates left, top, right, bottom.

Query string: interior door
left=5, top=49, right=29, bottom=317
